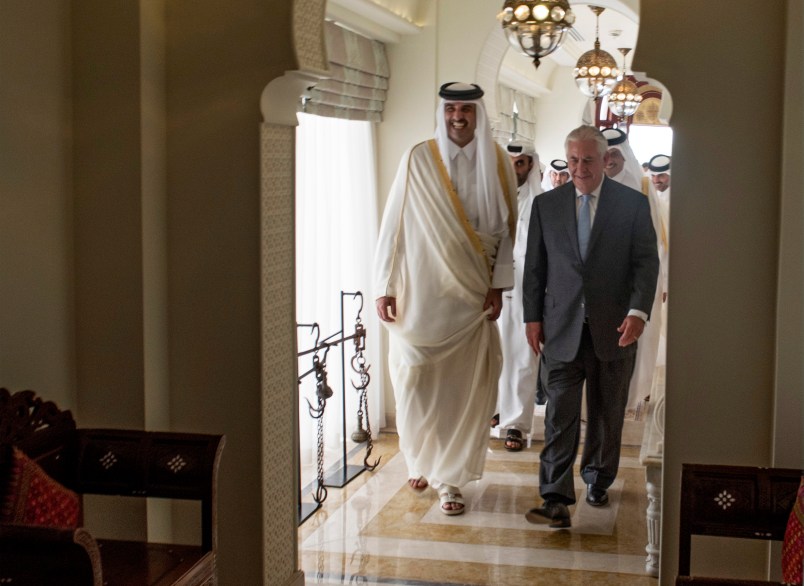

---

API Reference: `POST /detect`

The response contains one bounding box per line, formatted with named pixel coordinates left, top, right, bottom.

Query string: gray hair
left=565, top=125, right=607, bottom=157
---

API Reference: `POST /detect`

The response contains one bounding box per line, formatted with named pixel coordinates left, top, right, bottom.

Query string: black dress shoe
left=586, top=485, right=609, bottom=507
left=525, top=501, right=571, bottom=528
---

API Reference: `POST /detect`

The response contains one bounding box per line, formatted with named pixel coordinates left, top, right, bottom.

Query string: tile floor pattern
left=299, top=431, right=659, bottom=586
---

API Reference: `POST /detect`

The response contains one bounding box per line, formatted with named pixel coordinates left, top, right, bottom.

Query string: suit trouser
left=538, top=324, right=636, bottom=504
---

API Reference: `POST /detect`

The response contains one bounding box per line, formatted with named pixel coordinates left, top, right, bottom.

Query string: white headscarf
left=609, top=141, right=644, bottom=192
left=602, top=128, right=643, bottom=192
left=648, top=154, right=672, bottom=176
left=506, top=139, right=543, bottom=199
left=524, top=153, right=543, bottom=198
left=434, top=94, right=508, bottom=236
left=541, top=159, right=570, bottom=191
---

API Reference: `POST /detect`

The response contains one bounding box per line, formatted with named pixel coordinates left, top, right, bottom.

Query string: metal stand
left=323, top=291, right=377, bottom=488
left=299, top=501, right=320, bottom=525
left=296, top=291, right=379, bottom=524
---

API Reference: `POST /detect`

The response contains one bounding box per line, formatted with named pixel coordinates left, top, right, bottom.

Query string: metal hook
left=313, top=481, right=328, bottom=504
left=310, top=323, right=321, bottom=352
left=364, top=451, right=381, bottom=471
left=350, top=364, right=371, bottom=390
left=351, top=291, right=364, bottom=322
left=305, top=397, right=325, bottom=418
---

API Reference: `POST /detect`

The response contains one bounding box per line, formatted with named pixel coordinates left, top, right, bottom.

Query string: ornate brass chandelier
left=607, top=47, right=643, bottom=120
left=573, top=5, right=619, bottom=99
left=499, top=1, right=576, bottom=69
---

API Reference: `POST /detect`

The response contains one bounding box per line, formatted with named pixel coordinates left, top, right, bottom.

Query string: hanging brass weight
left=314, top=355, right=333, bottom=400
left=350, top=322, right=369, bottom=443
left=351, top=416, right=369, bottom=443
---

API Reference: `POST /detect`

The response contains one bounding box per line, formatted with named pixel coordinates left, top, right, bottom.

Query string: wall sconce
left=499, top=1, right=576, bottom=69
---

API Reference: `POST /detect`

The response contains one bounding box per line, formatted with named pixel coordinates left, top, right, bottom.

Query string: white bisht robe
left=374, top=139, right=516, bottom=488
left=497, top=179, right=541, bottom=432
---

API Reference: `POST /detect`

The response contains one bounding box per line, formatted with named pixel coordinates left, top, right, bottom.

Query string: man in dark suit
left=522, top=125, right=659, bottom=528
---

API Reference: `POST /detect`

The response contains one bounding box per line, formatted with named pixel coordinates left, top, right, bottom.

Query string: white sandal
left=438, top=485, right=465, bottom=516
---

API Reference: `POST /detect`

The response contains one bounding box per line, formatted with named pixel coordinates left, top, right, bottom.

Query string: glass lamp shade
left=608, top=78, right=643, bottom=118
left=573, top=41, right=619, bottom=99
left=500, top=1, right=576, bottom=68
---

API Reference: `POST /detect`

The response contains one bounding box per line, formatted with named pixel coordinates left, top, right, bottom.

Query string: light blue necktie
left=578, top=194, right=592, bottom=261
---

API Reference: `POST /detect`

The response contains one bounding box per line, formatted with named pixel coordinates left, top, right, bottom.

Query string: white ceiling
left=546, top=1, right=639, bottom=67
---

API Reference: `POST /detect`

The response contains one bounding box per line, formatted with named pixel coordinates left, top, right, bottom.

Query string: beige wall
left=635, top=0, right=801, bottom=582
left=72, top=0, right=146, bottom=430
left=165, top=2, right=296, bottom=582
left=0, top=0, right=298, bottom=583
left=0, top=0, right=75, bottom=407
left=775, top=0, right=804, bottom=469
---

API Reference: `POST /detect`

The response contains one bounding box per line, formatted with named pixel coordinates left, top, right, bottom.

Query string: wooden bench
left=0, top=388, right=225, bottom=586
left=677, top=462, right=803, bottom=586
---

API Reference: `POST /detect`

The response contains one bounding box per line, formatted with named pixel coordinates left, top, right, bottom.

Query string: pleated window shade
left=494, top=85, right=537, bottom=145
left=301, top=21, right=390, bottom=122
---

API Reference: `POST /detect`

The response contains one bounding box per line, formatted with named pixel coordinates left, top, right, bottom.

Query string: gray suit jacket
left=522, top=176, right=659, bottom=362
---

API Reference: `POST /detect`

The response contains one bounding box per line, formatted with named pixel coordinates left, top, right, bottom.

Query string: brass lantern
left=499, top=1, right=576, bottom=69
left=608, top=48, right=643, bottom=120
left=573, top=6, right=619, bottom=99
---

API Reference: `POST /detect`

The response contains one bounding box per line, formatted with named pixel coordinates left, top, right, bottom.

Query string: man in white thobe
left=648, top=153, right=672, bottom=397
left=374, top=82, right=517, bottom=515
left=495, top=139, right=542, bottom=451
left=602, top=128, right=666, bottom=419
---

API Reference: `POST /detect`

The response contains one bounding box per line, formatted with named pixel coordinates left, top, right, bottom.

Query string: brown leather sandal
left=505, top=429, right=524, bottom=452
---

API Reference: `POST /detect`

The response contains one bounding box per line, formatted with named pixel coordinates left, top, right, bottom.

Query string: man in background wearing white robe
left=648, top=153, right=672, bottom=401
left=495, top=139, right=542, bottom=452
left=602, top=128, right=666, bottom=419
left=541, top=158, right=571, bottom=192
left=374, top=82, right=517, bottom=515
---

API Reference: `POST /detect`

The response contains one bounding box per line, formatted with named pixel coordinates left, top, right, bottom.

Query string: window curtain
left=295, top=112, right=383, bottom=488
left=494, top=84, right=537, bottom=144
left=301, top=21, right=390, bottom=122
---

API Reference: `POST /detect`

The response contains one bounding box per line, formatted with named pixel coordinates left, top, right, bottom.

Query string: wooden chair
left=676, top=462, right=802, bottom=586
left=0, top=388, right=225, bottom=586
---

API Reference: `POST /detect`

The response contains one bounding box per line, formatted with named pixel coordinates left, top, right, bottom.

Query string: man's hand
left=483, top=288, right=504, bottom=320
left=376, top=296, right=397, bottom=323
left=617, top=315, right=645, bottom=347
left=525, top=322, right=544, bottom=356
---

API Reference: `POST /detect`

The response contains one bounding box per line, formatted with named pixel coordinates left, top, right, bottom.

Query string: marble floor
left=298, top=422, right=659, bottom=586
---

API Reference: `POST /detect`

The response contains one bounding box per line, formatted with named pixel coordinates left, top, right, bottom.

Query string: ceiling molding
left=326, top=0, right=420, bottom=43
left=498, top=66, right=550, bottom=98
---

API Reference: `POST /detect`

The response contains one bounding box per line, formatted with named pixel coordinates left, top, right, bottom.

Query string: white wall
left=532, top=66, right=590, bottom=164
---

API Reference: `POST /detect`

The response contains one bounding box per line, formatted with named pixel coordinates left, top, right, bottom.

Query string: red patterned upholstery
left=782, top=477, right=804, bottom=585
left=1, top=446, right=80, bottom=528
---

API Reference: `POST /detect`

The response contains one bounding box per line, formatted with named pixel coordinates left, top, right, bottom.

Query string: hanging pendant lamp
left=499, top=1, right=576, bottom=69
left=573, top=5, right=619, bottom=99
left=607, top=47, right=643, bottom=120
